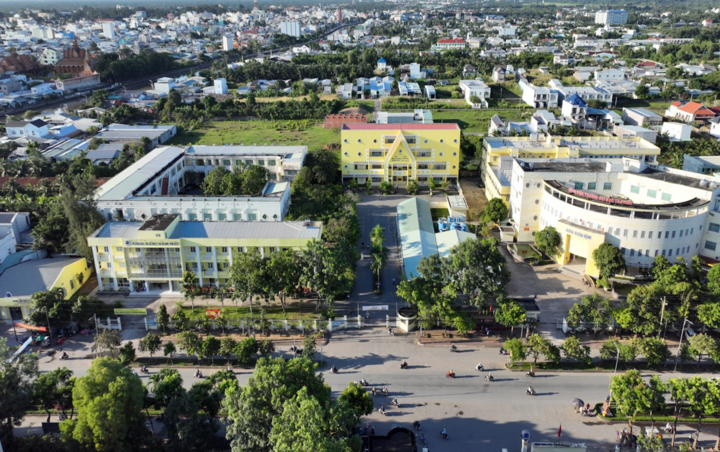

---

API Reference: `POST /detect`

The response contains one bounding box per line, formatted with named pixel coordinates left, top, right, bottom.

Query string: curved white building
left=508, top=157, right=720, bottom=276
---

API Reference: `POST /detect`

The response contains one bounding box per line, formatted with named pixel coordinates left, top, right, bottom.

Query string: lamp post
left=612, top=340, right=621, bottom=377
left=674, top=317, right=693, bottom=372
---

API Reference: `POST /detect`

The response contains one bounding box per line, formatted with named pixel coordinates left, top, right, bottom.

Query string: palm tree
left=371, top=247, right=386, bottom=283
left=370, top=224, right=385, bottom=250
left=181, top=271, right=198, bottom=312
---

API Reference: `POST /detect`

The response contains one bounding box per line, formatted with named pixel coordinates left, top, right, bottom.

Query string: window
left=648, top=231, right=653, bottom=239
left=662, top=250, right=666, bottom=257
left=588, top=182, right=596, bottom=190
left=706, top=241, right=717, bottom=251
left=647, top=189, right=657, bottom=198
left=633, top=230, right=638, bottom=238
left=190, top=247, right=197, bottom=253
left=630, top=249, right=635, bottom=257
left=221, top=247, right=228, bottom=253
left=676, top=248, right=680, bottom=256
left=218, top=213, right=227, bottom=221
left=645, top=250, right=650, bottom=256
left=671, top=231, right=675, bottom=238
left=222, top=159, right=231, bottom=166
left=205, top=247, right=212, bottom=253
left=196, top=159, right=204, bottom=166
left=574, top=182, right=584, bottom=190
left=623, top=229, right=628, bottom=237
left=203, top=213, right=212, bottom=221
left=665, top=231, right=669, bottom=239
left=662, top=193, right=672, bottom=202
left=247, top=213, right=257, bottom=221
left=655, top=250, right=659, bottom=257
left=258, top=159, right=265, bottom=166
left=630, top=185, right=640, bottom=194
left=621, top=248, right=626, bottom=255
left=615, top=228, right=620, bottom=236
left=103, top=246, right=109, bottom=253
left=668, top=249, right=673, bottom=257
left=207, top=263, right=214, bottom=270
left=710, top=223, right=720, bottom=233
left=603, top=182, right=612, bottom=190
left=641, top=231, right=645, bottom=239
left=267, top=160, right=276, bottom=166
left=245, top=159, right=253, bottom=166
left=679, top=230, right=683, bottom=237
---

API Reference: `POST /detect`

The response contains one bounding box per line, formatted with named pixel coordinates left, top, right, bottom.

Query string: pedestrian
left=392, top=278, right=396, bottom=286
left=586, top=403, right=590, bottom=412
left=370, top=426, right=375, bottom=436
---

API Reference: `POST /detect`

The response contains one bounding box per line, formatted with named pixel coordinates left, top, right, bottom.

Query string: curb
left=416, top=340, right=504, bottom=347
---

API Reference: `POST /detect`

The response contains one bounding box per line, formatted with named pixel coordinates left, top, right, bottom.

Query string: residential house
left=710, top=117, right=720, bottom=139
left=425, top=85, right=436, bottom=100
left=5, top=119, right=50, bottom=139
left=519, top=79, right=558, bottom=108
left=561, top=94, right=588, bottom=122
left=594, top=68, right=624, bottom=81
left=665, top=101, right=717, bottom=123
left=458, top=79, right=491, bottom=108
left=462, top=65, right=477, bottom=78
left=621, top=107, right=664, bottom=130
left=434, top=38, right=466, bottom=50
left=336, top=83, right=355, bottom=100
left=553, top=54, right=575, bottom=66
left=377, top=57, right=387, bottom=71
left=409, top=63, right=425, bottom=79
left=492, top=65, right=507, bottom=82
left=661, top=122, right=692, bottom=141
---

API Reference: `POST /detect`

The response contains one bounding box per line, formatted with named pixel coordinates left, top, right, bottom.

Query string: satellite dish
left=521, top=430, right=531, bottom=441
left=6, top=292, right=12, bottom=298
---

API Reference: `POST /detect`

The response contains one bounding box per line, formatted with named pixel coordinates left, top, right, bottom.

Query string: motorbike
left=450, top=346, right=458, bottom=353
left=330, top=366, right=338, bottom=374
left=390, top=399, right=399, bottom=408
left=194, top=371, right=204, bottom=379
left=476, top=364, right=483, bottom=371
left=57, top=413, right=67, bottom=421
left=413, top=421, right=421, bottom=431
left=526, top=388, right=536, bottom=396
left=400, top=362, right=408, bottom=369
left=56, top=336, right=66, bottom=346
left=485, top=375, right=494, bottom=382
left=60, top=353, right=69, bottom=360
left=499, top=348, right=509, bottom=355
left=359, top=379, right=369, bottom=386
left=381, top=387, right=388, bottom=396
left=440, top=430, right=449, bottom=440
left=378, top=408, right=387, bottom=416
left=418, top=433, right=426, bottom=444
left=446, top=372, right=456, bottom=378
left=526, top=371, right=535, bottom=377
left=141, top=367, right=149, bottom=374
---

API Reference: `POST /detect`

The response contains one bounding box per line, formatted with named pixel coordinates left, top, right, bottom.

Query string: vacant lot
left=433, top=109, right=532, bottom=134
left=613, top=99, right=670, bottom=115
left=168, top=120, right=340, bottom=150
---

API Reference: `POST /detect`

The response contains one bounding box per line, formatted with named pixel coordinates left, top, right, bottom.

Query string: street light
left=674, top=317, right=693, bottom=372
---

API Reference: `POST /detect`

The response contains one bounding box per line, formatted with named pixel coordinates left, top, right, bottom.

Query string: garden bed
left=592, top=402, right=720, bottom=424
left=506, top=361, right=720, bottom=372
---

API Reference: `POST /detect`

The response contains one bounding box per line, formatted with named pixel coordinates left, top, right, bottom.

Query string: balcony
left=203, top=270, right=215, bottom=277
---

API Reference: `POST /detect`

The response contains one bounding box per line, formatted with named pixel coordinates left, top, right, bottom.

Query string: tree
left=177, top=331, right=202, bottom=361
left=638, top=337, right=671, bottom=367
left=566, top=293, right=612, bottom=334
left=269, top=387, right=360, bottom=452
left=57, top=172, right=106, bottom=262
left=202, top=166, right=230, bottom=195
left=118, top=341, right=136, bottom=364
left=157, top=304, right=170, bottom=334
left=338, top=382, right=374, bottom=416
left=149, top=368, right=186, bottom=407
left=200, top=336, right=221, bottom=364
left=220, top=337, right=238, bottom=364
left=616, top=285, right=664, bottom=336
left=164, top=391, right=220, bottom=452
left=302, top=335, right=317, bottom=360
left=138, top=333, right=162, bottom=358
left=592, top=243, right=625, bottom=279
left=610, top=370, right=663, bottom=434
left=0, top=338, right=39, bottom=448
left=224, top=357, right=334, bottom=452
left=229, top=248, right=266, bottom=336
left=483, top=197, right=508, bottom=224
left=445, top=238, right=511, bottom=307
left=526, top=333, right=554, bottom=364
left=504, top=337, right=527, bottom=363
left=534, top=226, right=561, bottom=258
left=60, top=357, right=147, bottom=452
left=28, top=288, right=69, bottom=327
left=688, top=333, right=718, bottom=366
left=698, top=303, right=720, bottom=329
left=562, top=337, right=591, bottom=365
left=258, top=339, right=275, bottom=358
left=96, top=329, right=122, bottom=359
left=242, top=164, right=270, bottom=195
left=189, top=379, right=223, bottom=418
left=164, top=342, right=177, bottom=364
left=706, top=265, right=720, bottom=295
left=181, top=271, right=199, bottom=312
left=33, top=367, right=75, bottom=422
left=494, top=300, right=526, bottom=336
left=234, top=337, right=259, bottom=364
left=71, top=296, right=113, bottom=327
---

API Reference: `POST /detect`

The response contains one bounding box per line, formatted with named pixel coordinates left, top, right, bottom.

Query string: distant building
left=376, top=110, right=433, bottom=124
left=55, top=41, right=96, bottom=75
left=434, top=38, right=466, bottom=50
left=214, top=78, right=228, bottom=95
left=55, top=73, right=101, bottom=92
left=222, top=35, right=234, bottom=51
left=661, top=122, right=692, bottom=141
left=154, top=77, right=176, bottom=94
left=324, top=113, right=367, bottom=128
left=102, top=22, right=116, bottom=39
left=377, top=57, right=387, bottom=71
left=595, top=10, right=628, bottom=25
left=96, top=124, right=177, bottom=149
left=458, top=79, right=491, bottom=108
left=0, top=53, right=44, bottom=75
left=665, top=101, right=717, bottom=123
left=280, top=21, right=301, bottom=38
left=621, top=107, right=663, bottom=130
left=39, top=49, right=62, bottom=66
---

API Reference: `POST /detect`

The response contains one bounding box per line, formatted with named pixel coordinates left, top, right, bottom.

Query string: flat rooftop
left=484, top=135, right=660, bottom=152
left=187, top=145, right=307, bottom=157
left=518, top=160, right=610, bottom=173
left=639, top=168, right=718, bottom=192
left=93, top=220, right=323, bottom=240
left=343, top=123, right=459, bottom=131
left=139, top=214, right=177, bottom=231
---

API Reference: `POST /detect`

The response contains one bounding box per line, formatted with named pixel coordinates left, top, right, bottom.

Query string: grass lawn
left=168, top=120, right=340, bottom=151
left=614, top=99, right=670, bottom=115
left=488, top=81, right=523, bottom=99
left=431, top=208, right=450, bottom=220
left=178, top=305, right=320, bottom=322
left=432, top=109, right=531, bottom=134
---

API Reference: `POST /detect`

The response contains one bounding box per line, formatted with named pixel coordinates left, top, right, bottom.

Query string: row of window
left=191, top=158, right=277, bottom=167
left=343, top=137, right=458, bottom=145
left=622, top=245, right=696, bottom=259
left=629, top=185, right=672, bottom=201
left=573, top=182, right=614, bottom=191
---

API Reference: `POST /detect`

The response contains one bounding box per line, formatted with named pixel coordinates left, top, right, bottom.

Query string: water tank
left=450, top=222, right=461, bottom=231
left=460, top=223, right=468, bottom=232
left=438, top=218, right=449, bottom=232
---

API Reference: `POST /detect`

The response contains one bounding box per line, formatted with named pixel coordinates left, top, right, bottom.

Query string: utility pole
left=45, top=307, right=52, bottom=346
left=612, top=341, right=621, bottom=377
left=658, top=296, right=667, bottom=337
left=674, top=318, right=693, bottom=371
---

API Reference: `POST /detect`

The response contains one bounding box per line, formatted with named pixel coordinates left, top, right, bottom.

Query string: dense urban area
left=2, top=0, right=720, bottom=451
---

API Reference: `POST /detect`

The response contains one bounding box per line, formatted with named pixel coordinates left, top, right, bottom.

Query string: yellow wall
left=341, top=126, right=461, bottom=185
left=52, top=258, right=92, bottom=299
left=558, top=223, right=605, bottom=278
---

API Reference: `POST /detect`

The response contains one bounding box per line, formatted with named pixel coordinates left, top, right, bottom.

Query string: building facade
left=595, top=10, right=628, bottom=25
left=505, top=157, right=720, bottom=277
left=94, top=145, right=306, bottom=222
left=340, top=123, right=461, bottom=187
left=280, top=21, right=302, bottom=37
left=481, top=135, right=661, bottom=204
left=88, top=214, right=322, bottom=293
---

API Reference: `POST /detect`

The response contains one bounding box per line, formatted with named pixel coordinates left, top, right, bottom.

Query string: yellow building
left=481, top=135, right=661, bottom=204
left=0, top=257, right=92, bottom=324
left=88, top=214, right=322, bottom=294
left=341, top=123, right=461, bottom=187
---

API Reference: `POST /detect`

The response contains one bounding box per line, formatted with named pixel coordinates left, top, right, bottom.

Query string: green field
left=168, top=120, right=340, bottom=151
left=432, top=109, right=530, bottom=134
left=179, top=305, right=319, bottom=322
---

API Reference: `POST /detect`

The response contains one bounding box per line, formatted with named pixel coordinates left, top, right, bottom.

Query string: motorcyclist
left=441, top=428, right=448, bottom=438
left=382, top=386, right=388, bottom=395
left=450, top=343, right=457, bottom=351
left=527, top=386, right=535, bottom=395
left=371, top=387, right=377, bottom=396
left=331, top=365, right=337, bottom=373
left=400, top=360, right=407, bottom=369
left=360, top=378, right=367, bottom=385
left=413, top=420, right=420, bottom=430
left=485, top=373, right=493, bottom=381
left=142, top=365, right=148, bottom=373
left=419, top=433, right=426, bottom=443
left=447, top=369, right=455, bottom=377
left=61, top=351, right=69, bottom=359
left=391, top=398, right=399, bottom=406
left=476, top=362, right=483, bottom=371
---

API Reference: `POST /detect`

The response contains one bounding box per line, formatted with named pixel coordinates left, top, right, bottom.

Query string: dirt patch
left=340, top=106, right=370, bottom=115
left=459, top=177, right=488, bottom=221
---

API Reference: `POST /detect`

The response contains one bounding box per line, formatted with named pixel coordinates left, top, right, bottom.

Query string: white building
left=595, top=10, right=628, bottom=25
left=214, top=78, right=228, bottom=95
left=519, top=79, right=558, bottom=108
left=222, top=35, right=234, bottom=51
left=94, top=145, right=307, bottom=222
left=154, top=77, right=176, bottom=94
left=594, top=69, right=625, bottom=81
left=458, top=79, right=491, bottom=108
left=280, top=21, right=301, bottom=38
left=102, top=22, right=116, bottom=39
left=39, top=48, right=62, bottom=66
left=409, top=63, right=425, bottom=79
left=661, top=122, right=692, bottom=141
left=506, top=157, right=720, bottom=276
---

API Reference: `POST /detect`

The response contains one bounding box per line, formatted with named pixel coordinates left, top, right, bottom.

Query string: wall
left=52, top=258, right=92, bottom=299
